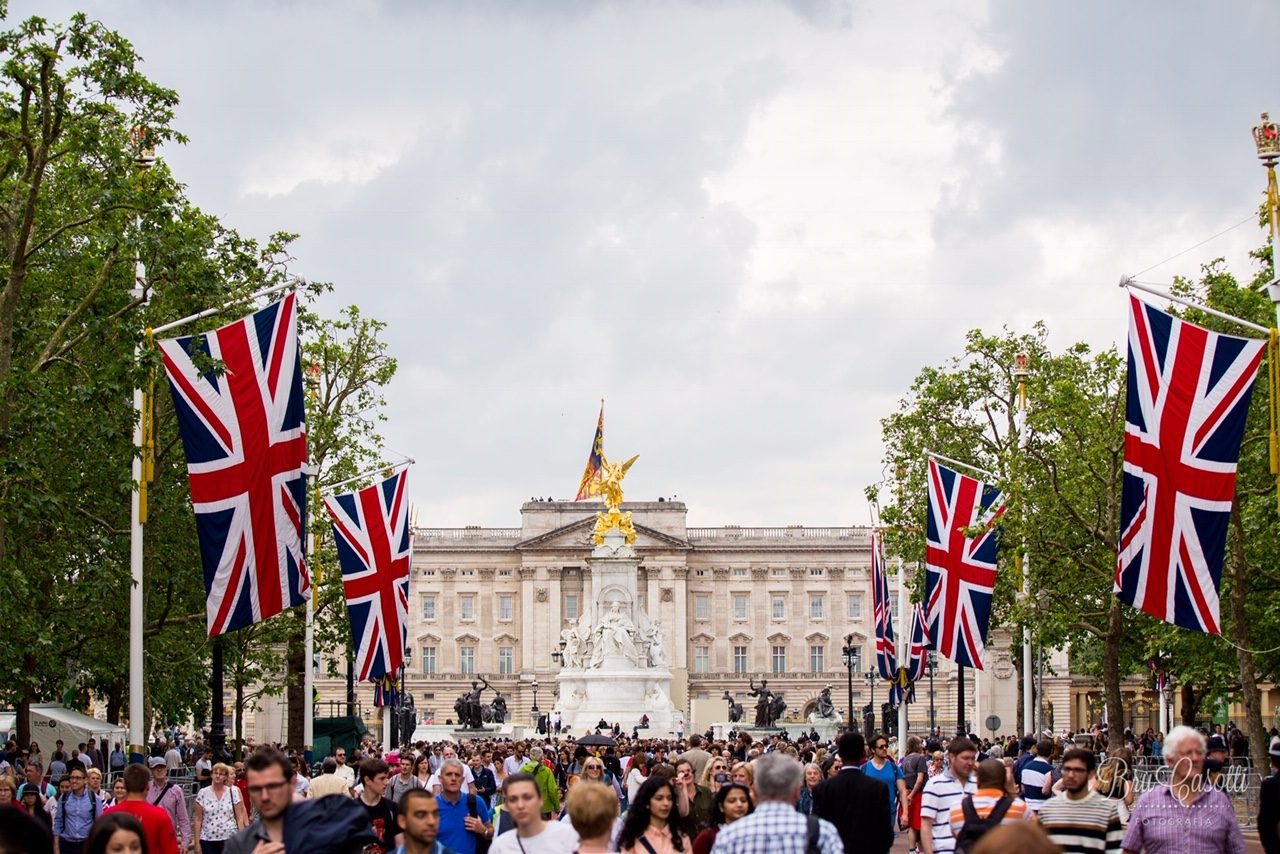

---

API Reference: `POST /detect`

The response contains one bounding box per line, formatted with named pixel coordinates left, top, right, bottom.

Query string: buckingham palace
left=303, top=496, right=1077, bottom=737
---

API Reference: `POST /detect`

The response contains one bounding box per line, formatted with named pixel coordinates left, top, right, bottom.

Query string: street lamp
left=864, top=669, right=880, bottom=734
left=531, top=678, right=540, bottom=714
left=551, top=639, right=566, bottom=668
left=926, top=651, right=939, bottom=734
left=841, top=634, right=859, bottom=732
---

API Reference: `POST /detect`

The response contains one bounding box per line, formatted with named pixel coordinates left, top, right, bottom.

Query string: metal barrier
left=1098, top=755, right=1260, bottom=831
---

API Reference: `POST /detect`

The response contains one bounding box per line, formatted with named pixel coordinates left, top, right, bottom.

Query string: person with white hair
left=518, top=746, right=561, bottom=819
left=711, top=753, right=842, bottom=853
left=1121, top=725, right=1244, bottom=854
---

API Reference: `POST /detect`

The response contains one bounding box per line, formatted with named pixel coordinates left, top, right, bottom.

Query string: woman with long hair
left=1093, top=746, right=1134, bottom=825
left=691, top=781, right=752, bottom=854
left=619, top=775, right=689, bottom=854
left=87, top=811, right=149, bottom=854
left=413, top=753, right=432, bottom=787
left=697, top=757, right=730, bottom=795
left=797, top=762, right=822, bottom=815
left=626, top=756, right=650, bottom=803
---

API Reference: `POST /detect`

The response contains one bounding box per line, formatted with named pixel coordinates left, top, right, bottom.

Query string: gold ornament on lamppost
left=591, top=453, right=640, bottom=545
left=1253, top=112, right=1280, bottom=276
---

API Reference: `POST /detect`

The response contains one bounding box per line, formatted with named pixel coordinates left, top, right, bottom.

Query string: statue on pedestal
left=584, top=452, right=640, bottom=545
left=723, top=690, right=744, bottom=723
left=641, top=621, right=667, bottom=667
left=749, top=678, right=784, bottom=727
left=454, top=677, right=491, bottom=729
left=810, top=685, right=839, bottom=724
left=487, top=693, right=508, bottom=724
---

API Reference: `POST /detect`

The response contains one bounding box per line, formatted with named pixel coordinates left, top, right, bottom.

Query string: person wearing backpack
left=947, top=759, right=1032, bottom=854
left=52, top=760, right=100, bottom=854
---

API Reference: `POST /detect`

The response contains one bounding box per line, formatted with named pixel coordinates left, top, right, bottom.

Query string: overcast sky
left=14, top=0, right=1279, bottom=527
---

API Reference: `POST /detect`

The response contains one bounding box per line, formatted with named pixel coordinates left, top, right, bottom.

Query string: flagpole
left=1015, top=352, right=1034, bottom=739
left=923, top=450, right=999, bottom=482
left=323, top=457, right=415, bottom=496
left=149, top=279, right=299, bottom=336
left=1120, top=277, right=1271, bottom=336
left=128, top=133, right=155, bottom=760
left=896, top=556, right=907, bottom=750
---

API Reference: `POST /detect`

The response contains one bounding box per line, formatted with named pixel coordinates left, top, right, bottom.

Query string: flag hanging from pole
left=373, top=673, right=402, bottom=708
left=326, top=468, right=412, bottom=682
left=923, top=458, right=1005, bottom=669
left=905, top=602, right=930, bottom=683
left=1115, top=294, right=1264, bottom=634
left=872, top=531, right=897, bottom=680
left=158, top=294, right=309, bottom=637
left=575, top=403, right=605, bottom=500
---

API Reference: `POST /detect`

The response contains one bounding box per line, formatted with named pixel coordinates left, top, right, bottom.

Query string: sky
left=13, top=0, right=1280, bottom=527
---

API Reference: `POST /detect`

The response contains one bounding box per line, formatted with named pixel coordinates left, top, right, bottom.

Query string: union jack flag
left=159, top=294, right=309, bottom=637
left=905, top=602, right=930, bottom=682
left=1115, top=295, right=1263, bottom=634
left=924, top=458, right=1005, bottom=669
left=872, top=531, right=896, bottom=679
left=326, top=469, right=411, bottom=682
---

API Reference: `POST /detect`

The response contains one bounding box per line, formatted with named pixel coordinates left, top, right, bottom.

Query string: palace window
left=460, top=569, right=475, bottom=577
left=847, top=594, right=862, bottom=619
left=810, top=645, right=825, bottom=673
left=422, top=595, right=436, bottom=620
left=695, top=646, right=709, bottom=673
left=772, top=646, right=787, bottom=673
left=565, top=594, right=580, bottom=620
left=733, top=594, right=748, bottom=620
left=695, top=595, right=710, bottom=621
left=460, top=596, right=475, bottom=621
left=459, top=647, right=476, bottom=674
left=810, top=568, right=824, bottom=577
left=810, top=594, right=824, bottom=619
left=498, top=594, right=513, bottom=621
left=772, top=596, right=786, bottom=620
left=733, top=568, right=748, bottom=577
left=733, top=646, right=749, bottom=674
left=498, top=646, right=513, bottom=675
left=422, top=647, right=437, bottom=675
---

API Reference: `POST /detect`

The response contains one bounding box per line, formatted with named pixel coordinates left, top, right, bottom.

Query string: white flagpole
left=923, top=450, right=1000, bottom=482
left=896, top=557, right=907, bottom=752
left=1120, top=276, right=1270, bottom=336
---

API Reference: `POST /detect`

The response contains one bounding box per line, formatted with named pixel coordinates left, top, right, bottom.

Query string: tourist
left=1122, top=725, right=1244, bottom=853
left=0, top=774, right=15, bottom=808
left=680, top=735, right=713, bottom=783
left=618, top=776, right=688, bottom=854
left=1259, top=738, right=1280, bottom=854
left=566, top=780, right=619, bottom=854
left=19, top=782, right=52, bottom=831
left=85, top=812, right=147, bottom=854
left=729, top=762, right=752, bottom=787
left=434, top=758, right=493, bottom=854
left=692, top=781, right=752, bottom=854
left=414, top=753, right=434, bottom=789
left=333, top=746, right=357, bottom=791
left=947, top=758, right=1032, bottom=852
left=863, top=733, right=908, bottom=833
left=489, top=772, right=579, bottom=852
left=971, top=821, right=1060, bottom=854
left=86, top=769, right=110, bottom=810
left=518, top=747, right=560, bottom=819
left=358, top=757, right=401, bottom=853
left=626, top=757, right=649, bottom=803
left=394, top=788, right=456, bottom=854
left=796, top=762, right=822, bottom=815
left=145, top=757, right=191, bottom=851
left=194, top=762, right=248, bottom=853
left=1093, top=747, right=1133, bottom=826
left=919, top=736, right=978, bottom=854
left=672, top=757, right=711, bottom=838
left=469, top=754, right=497, bottom=809
left=390, top=754, right=428, bottom=805
left=901, top=736, right=931, bottom=853
left=310, top=758, right=352, bottom=798
left=813, top=731, right=891, bottom=854
left=223, top=748, right=298, bottom=853
left=711, top=753, right=840, bottom=854
left=53, top=760, right=100, bottom=854
left=1038, top=748, right=1123, bottom=853
left=104, top=764, right=178, bottom=854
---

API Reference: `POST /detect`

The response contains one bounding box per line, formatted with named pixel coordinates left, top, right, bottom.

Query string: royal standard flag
left=575, top=403, right=605, bottom=500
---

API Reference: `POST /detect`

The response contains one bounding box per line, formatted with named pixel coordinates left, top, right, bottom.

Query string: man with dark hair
left=359, top=758, right=400, bottom=853
left=920, top=736, right=977, bottom=854
left=311, top=756, right=352, bottom=799
left=104, top=764, right=178, bottom=854
left=1019, top=739, right=1055, bottom=814
left=812, top=731, right=892, bottom=853
left=225, top=747, right=296, bottom=853
left=52, top=760, right=99, bottom=854
left=1039, top=748, right=1123, bottom=853
left=398, top=788, right=457, bottom=854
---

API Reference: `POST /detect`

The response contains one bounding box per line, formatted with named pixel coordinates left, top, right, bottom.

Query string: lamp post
left=926, top=651, right=939, bottom=733
left=864, top=669, right=880, bottom=734
left=551, top=640, right=566, bottom=668
left=842, top=634, right=859, bottom=732
left=531, top=678, right=540, bottom=731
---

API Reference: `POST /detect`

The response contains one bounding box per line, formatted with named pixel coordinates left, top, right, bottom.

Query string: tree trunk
left=106, top=681, right=123, bottom=726
left=1229, top=504, right=1269, bottom=772
left=16, top=670, right=34, bottom=751
left=1014, top=633, right=1025, bottom=735
left=285, top=606, right=305, bottom=751
left=1103, top=598, right=1124, bottom=728
left=1181, top=684, right=1202, bottom=726
left=235, top=678, right=245, bottom=760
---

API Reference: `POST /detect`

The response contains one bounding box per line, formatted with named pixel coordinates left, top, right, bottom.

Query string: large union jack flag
left=159, top=294, right=309, bottom=637
left=1115, top=295, right=1263, bottom=634
left=325, top=469, right=411, bottom=681
left=872, top=531, right=896, bottom=679
left=924, top=458, right=1005, bottom=669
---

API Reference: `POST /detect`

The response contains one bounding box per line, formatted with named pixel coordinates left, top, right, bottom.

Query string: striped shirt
left=947, top=788, right=1033, bottom=839
left=1019, top=758, right=1053, bottom=811
left=921, top=769, right=976, bottom=853
left=1038, top=790, right=1123, bottom=853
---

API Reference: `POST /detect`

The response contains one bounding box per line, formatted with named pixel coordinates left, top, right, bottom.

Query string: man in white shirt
left=503, top=744, right=526, bottom=777
left=427, top=746, right=475, bottom=794
left=489, top=772, right=578, bottom=853
left=163, top=741, right=183, bottom=773
left=333, top=747, right=357, bottom=790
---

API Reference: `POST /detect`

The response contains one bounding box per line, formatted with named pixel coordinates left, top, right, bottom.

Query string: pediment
left=728, top=632, right=753, bottom=644
left=417, top=632, right=442, bottom=644
left=516, top=516, right=691, bottom=551
left=767, top=632, right=792, bottom=644
left=805, top=631, right=830, bottom=643
left=455, top=633, right=480, bottom=644
left=690, top=632, right=715, bottom=644
left=493, top=632, right=519, bottom=644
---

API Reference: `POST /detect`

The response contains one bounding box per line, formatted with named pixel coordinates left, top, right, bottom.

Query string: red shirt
left=104, top=799, right=179, bottom=854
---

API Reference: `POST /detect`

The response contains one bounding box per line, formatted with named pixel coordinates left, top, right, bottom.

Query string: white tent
left=0, top=712, right=14, bottom=741
left=28, top=704, right=126, bottom=759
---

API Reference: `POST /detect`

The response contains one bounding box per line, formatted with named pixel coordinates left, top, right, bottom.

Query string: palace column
left=713, top=566, right=731, bottom=671
left=547, top=566, right=563, bottom=675
left=440, top=569, right=458, bottom=671
left=519, top=566, right=536, bottom=678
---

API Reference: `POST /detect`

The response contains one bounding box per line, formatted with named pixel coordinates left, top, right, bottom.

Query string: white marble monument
left=554, top=525, right=680, bottom=734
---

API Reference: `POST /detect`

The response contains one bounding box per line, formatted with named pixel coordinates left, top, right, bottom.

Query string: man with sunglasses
left=863, top=734, right=908, bottom=837
left=1038, top=748, right=1123, bottom=853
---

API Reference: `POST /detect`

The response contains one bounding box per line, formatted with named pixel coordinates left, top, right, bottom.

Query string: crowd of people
left=0, top=722, right=1273, bottom=853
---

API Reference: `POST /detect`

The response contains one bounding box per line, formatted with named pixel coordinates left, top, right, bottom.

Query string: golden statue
left=590, top=453, right=639, bottom=545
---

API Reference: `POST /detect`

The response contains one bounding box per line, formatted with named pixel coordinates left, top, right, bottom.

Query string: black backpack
left=955, top=794, right=1013, bottom=854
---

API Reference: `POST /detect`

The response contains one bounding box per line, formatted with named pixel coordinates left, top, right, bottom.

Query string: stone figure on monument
left=455, top=677, right=491, bottom=729
left=769, top=693, right=787, bottom=725
left=560, top=628, right=583, bottom=669
left=593, top=601, right=639, bottom=665
left=642, top=621, right=667, bottom=667
left=488, top=692, right=508, bottom=724
left=812, top=685, right=837, bottom=721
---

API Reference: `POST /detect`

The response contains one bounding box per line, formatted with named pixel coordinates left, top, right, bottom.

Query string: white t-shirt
left=428, top=766, right=475, bottom=790
left=334, top=763, right=357, bottom=790
left=490, top=821, right=579, bottom=854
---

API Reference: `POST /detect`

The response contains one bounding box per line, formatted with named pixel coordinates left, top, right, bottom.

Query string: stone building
left=305, top=498, right=1072, bottom=738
